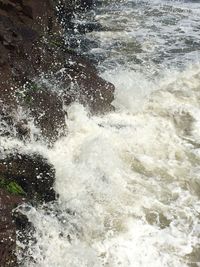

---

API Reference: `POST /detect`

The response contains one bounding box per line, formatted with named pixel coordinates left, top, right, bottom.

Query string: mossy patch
left=0, top=178, right=26, bottom=196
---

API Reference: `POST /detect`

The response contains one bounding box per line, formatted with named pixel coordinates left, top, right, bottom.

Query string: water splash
left=13, top=63, right=200, bottom=266
left=1, top=0, right=199, bottom=266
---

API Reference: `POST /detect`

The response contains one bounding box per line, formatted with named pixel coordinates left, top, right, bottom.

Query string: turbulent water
left=2, top=0, right=200, bottom=266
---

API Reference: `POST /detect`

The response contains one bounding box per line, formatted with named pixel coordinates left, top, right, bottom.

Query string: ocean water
left=2, top=0, right=200, bottom=266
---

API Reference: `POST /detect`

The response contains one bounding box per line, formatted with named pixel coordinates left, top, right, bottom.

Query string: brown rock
left=0, top=189, right=24, bottom=267
left=0, top=0, right=115, bottom=143
left=26, top=87, right=66, bottom=144
left=63, top=54, right=115, bottom=113
left=0, top=152, right=57, bottom=266
left=0, top=153, right=56, bottom=202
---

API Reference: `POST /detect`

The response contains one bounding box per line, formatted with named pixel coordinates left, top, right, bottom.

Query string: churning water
left=3, top=0, right=200, bottom=266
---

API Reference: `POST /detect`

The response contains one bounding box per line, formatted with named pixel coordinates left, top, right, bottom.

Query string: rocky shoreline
left=0, top=0, right=115, bottom=265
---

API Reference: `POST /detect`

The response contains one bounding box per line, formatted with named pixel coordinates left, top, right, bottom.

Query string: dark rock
left=76, top=21, right=103, bottom=34
left=0, top=0, right=115, bottom=143
left=12, top=206, right=35, bottom=263
left=0, top=0, right=63, bottom=103
left=79, top=0, right=94, bottom=10
left=56, top=0, right=74, bottom=28
left=56, top=0, right=93, bottom=25
left=0, top=0, right=115, bottom=265
left=0, top=153, right=56, bottom=203
left=0, top=100, right=65, bottom=145
left=0, top=152, right=56, bottom=266
left=0, top=188, right=24, bottom=267
left=62, top=54, right=115, bottom=113
left=21, top=84, right=66, bottom=144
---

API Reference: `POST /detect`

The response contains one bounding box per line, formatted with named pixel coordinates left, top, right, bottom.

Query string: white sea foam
left=13, top=63, right=200, bottom=267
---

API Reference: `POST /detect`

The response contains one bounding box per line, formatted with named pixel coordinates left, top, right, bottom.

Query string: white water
left=2, top=0, right=200, bottom=266
left=12, top=64, right=200, bottom=267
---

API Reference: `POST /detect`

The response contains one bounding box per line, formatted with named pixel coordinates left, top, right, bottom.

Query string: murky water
left=71, top=0, right=200, bottom=72
left=2, top=0, right=200, bottom=266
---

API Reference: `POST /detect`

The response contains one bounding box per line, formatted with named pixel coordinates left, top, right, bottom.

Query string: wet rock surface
left=0, top=0, right=66, bottom=142
left=22, top=85, right=66, bottom=144
left=0, top=153, right=56, bottom=203
left=0, top=189, right=24, bottom=267
left=0, top=0, right=115, bottom=265
left=0, top=153, right=56, bottom=266
left=0, top=0, right=115, bottom=143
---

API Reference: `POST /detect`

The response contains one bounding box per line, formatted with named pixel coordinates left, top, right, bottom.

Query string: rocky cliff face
left=0, top=1, right=115, bottom=266
left=0, top=0, right=58, bottom=99
left=0, top=0, right=66, bottom=142
left=0, top=0, right=114, bottom=143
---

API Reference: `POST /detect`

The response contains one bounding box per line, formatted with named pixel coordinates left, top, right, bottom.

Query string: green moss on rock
left=0, top=178, right=26, bottom=196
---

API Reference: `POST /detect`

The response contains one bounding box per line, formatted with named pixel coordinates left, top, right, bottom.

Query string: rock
left=0, top=0, right=65, bottom=142
left=79, top=0, right=94, bottom=10
left=0, top=153, right=56, bottom=203
left=0, top=98, right=65, bottom=145
left=0, top=152, right=56, bottom=266
left=56, top=0, right=93, bottom=23
left=0, top=0, right=115, bottom=143
left=12, top=207, right=35, bottom=265
left=0, top=189, right=24, bottom=267
left=21, top=84, right=66, bottom=144
left=62, top=53, right=115, bottom=113
left=0, top=0, right=115, bottom=265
